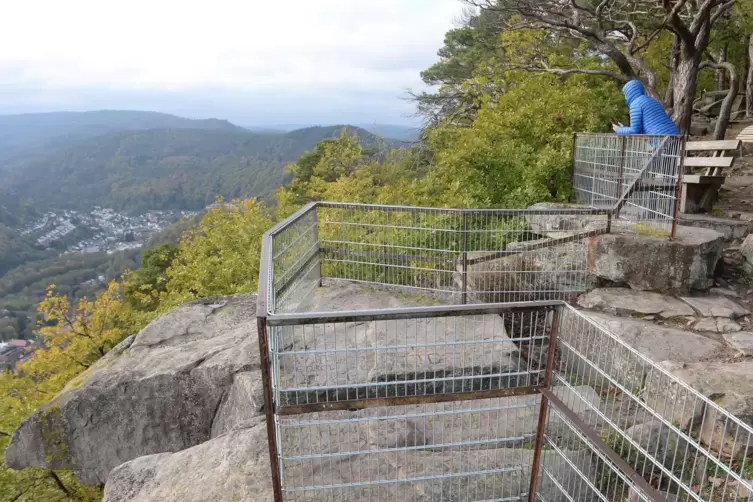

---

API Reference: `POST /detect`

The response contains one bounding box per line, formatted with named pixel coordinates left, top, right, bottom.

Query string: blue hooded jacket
left=616, top=80, right=679, bottom=136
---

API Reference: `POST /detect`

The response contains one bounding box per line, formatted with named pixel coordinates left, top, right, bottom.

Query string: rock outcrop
left=103, top=417, right=273, bottom=502
left=587, top=225, right=725, bottom=291
left=4, top=294, right=261, bottom=485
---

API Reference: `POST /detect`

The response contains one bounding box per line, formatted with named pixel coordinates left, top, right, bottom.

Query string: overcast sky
left=0, top=0, right=465, bottom=126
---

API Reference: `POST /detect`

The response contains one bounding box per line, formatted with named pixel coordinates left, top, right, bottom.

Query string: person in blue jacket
left=613, top=79, right=680, bottom=135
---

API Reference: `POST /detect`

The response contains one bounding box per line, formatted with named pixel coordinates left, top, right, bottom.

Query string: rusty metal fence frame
left=257, top=200, right=751, bottom=502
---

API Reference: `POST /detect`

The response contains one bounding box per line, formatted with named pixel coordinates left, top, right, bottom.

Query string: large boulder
left=4, top=294, right=262, bottom=485
left=460, top=240, right=594, bottom=303
left=103, top=417, right=273, bottom=502
left=103, top=412, right=598, bottom=502
left=587, top=225, right=724, bottom=291
left=643, top=360, right=753, bottom=461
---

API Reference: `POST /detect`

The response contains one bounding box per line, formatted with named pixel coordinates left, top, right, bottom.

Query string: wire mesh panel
left=573, top=134, right=683, bottom=236
left=268, top=204, right=321, bottom=314
left=267, top=304, right=557, bottom=501
left=550, top=306, right=753, bottom=502
left=315, top=203, right=609, bottom=307
left=536, top=404, right=654, bottom=502
left=317, top=203, right=463, bottom=296
left=462, top=209, right=608, bottom=304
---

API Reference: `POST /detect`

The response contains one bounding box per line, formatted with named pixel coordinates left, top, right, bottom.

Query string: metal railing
left=256, top=200, right=750, bottom=501
left=573, top=134, right=684, bottom=238
left=263, top=202, right=611, bottom=315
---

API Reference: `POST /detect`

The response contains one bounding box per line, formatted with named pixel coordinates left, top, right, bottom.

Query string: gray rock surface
left=210, top=371, right=265, bottom=438
left=577, top=288, right=694, bottom=318
left=104, top=413, right=597, bottom=502
left=567, top=312, right=722, bottom=390
left=723, top=332, right=753, bottom=356
left=709, top=287, right=741, bottom=298
left=681, top=296, right=750, bottom=318
left=587, top=226, right=724, bottom=292
left=103, top=417, right=273, bottom=502
left=678, top=213, right=752, bottom=241
left=742, top=234, right=753, bottom=273
left=460, top=241, right=593, bottom=303
left=4, top=294, right=261, bottom=485
left=644, top=361, right=753, bottom=460
left=693, top=317, right=742, bottom=333
left=275, top=305, right=522, bottom=405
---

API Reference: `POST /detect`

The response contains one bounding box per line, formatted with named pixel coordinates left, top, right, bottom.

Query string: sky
left=0, top=0, right=466, bottom=126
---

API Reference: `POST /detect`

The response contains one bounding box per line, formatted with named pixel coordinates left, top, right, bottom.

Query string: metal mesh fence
left=268, top=205, right=321, bottom=314
left=552, top=306, right=753, bottom=502
left=266, top=203, right=612, bottom=312
left=573, top=134, right=683, bottom=236
left=267, top=304, right=555, bottom=501
left=258, top=199, right=751, bottom=502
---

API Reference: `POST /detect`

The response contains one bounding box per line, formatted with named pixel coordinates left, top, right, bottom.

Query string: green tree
left=163, top=199, right=273, bottom=305
left=125, top=244, right=179, bottom=311
left=0, top=282, right=134, bottom=501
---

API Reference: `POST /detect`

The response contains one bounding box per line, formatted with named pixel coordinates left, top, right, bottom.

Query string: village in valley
left=19, top=207, right=198, bottom=254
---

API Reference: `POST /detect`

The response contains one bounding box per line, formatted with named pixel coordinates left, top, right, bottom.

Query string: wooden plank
left=685, top=140, right=741, bottom=152
left=683, top=156, right=735, bottom=168
left=736, top=126, right=753, bottom=141
left=682, top=175, right=726, bottom=185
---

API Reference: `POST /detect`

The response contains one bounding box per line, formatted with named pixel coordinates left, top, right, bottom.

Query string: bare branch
left=710, top=0, right=737, bottom=24
left=662, top=0, right=696, bottom=48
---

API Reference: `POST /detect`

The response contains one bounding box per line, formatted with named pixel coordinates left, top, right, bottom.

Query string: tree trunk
left=664, top=35, right=681, bottom=113
left=704, top=61, right=739, bottom=140
left=747, top=34, right=753, bottom=119
left=716, top=45, right=728, bottom=91
left=672, top=55, right=702, bottom=134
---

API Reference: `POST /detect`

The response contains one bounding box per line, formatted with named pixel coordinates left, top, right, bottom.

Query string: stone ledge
left=587, top=225, right=724, bottom=292
left=678, top=213, right=751, bottom=241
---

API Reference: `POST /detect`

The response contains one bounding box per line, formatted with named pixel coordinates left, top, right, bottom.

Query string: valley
left=0, top=110, right=404, bottom=343
left=20, top=207, right=198, bottom=254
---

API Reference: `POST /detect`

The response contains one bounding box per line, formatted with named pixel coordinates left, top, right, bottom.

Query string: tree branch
left=710, top=0, right=737, bottom=24
left=663, top=0, right=696, bottom=48
left=506, top=65, right=631, bottom=83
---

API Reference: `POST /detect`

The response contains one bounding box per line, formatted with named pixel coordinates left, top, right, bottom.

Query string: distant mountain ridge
left=0, top=110, right=243, bottom=168
left=0, top=122, right=390, bottom=214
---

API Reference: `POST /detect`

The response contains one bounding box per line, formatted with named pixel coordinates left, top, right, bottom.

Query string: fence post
left=570, top=133, right=578, bottom=193
left=616, top=136, right=626, bottom=217
left=313, top=206, right=322, bottom=286
left=671, top=136, right=686, bottom=240
left=461, top=212, right=469, bottom=305
left=257, top=317, right=284, bottom=502
left=527, top=306, right=560, bottom=502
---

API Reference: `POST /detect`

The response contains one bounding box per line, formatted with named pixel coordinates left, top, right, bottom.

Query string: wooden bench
left=680, top=139, right=741, bottom=213
left=737, top=125, right=753, bottom=145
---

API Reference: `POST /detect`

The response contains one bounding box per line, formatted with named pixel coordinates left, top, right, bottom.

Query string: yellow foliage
left=0, top=280, right=132, bottom=500
left=163, top=198, right=273, bottom=307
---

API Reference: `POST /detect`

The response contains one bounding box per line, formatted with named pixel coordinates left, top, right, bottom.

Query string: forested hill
left=0, top=110, right=243, bottom=167
left=0, top=124, right=387, bottom=214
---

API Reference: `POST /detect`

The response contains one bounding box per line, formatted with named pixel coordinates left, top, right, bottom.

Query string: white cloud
left=0, top=0, right=464, bottom=91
